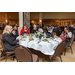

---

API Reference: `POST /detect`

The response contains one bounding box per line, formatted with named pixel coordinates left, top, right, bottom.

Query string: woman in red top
left=20, top=25, right=30, bottom=35
left=60, top=27, right=68, bottom=41
left=60, top=33, right=67, bottom=41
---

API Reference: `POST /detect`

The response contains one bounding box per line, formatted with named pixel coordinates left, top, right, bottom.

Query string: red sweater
left=20, top=29, right=30, bottom=35
left=60, top=34, right=67, bottom=41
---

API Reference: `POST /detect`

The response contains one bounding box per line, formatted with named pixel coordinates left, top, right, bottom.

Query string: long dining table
left=16, top=35, right=62, bottom=55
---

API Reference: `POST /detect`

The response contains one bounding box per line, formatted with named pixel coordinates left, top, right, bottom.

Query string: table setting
left=16, top=32, right=62, bottom=55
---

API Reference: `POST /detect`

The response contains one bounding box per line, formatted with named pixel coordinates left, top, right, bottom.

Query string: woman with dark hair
left=20, top=25, right=30, bottom=35
left=12, top=25, right=19, bottom=39
left=43, top=28, right=54, bottom=38
left=60, top=27, right=72, bottom=48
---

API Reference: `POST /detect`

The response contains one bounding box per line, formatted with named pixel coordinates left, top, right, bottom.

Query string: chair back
left=14, top=45, right=33, bottom=62
left=54, top=40, right=67, bottom=56
left=0, top=38, right=2, bottom=48
left=73, top=30, right=75, bottom=36
left=0, top=38, right=5, bottom=51
left=70, top=34, right=74, bottom=46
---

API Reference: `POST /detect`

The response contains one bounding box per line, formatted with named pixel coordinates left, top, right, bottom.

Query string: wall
left=30, top=12, right=39, bottom=19
left=0, top=12, right=19, bottom=25
left=30, top=12, right=75, bottom=19
left=8, top=12, right=18, bottom=20
left=0, top=13, right=5, bottom=21
left=1, top=12, right=75, bottom=26
left=42, top=12, right=75, bottom=19
left=30, top=12, right=75, bottom=26
left=9, top=20, right=19, bottom=25
left=43, top=20, right=56, bottom=26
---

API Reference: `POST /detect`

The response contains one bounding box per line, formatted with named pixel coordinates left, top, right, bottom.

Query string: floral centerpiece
left=35, top=31, right=44, bottom=38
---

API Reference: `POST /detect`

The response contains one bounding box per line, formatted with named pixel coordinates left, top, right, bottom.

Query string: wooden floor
left=0, top=34, right=75, bottom=62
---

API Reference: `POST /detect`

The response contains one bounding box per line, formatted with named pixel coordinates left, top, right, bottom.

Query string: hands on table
left=18, top=37, right=22, bottom=40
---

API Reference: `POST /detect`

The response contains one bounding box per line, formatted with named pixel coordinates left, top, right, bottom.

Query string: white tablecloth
left=16, top=35, right=62, bottom=55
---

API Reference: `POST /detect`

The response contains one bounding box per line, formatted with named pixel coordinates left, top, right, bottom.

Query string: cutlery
left=54, top=40, right=59, bottom=43
left=37, top=41, right=40, bottom=44
left=48, top=41, right=52, bottom=44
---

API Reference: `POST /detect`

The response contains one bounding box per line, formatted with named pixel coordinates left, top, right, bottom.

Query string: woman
left=38, top=26, right=43, bottom=32
left=31, top=24, right=38, bottom=33
left=60, top=27, right=72, bottom=48
left=2, top=25, right=21, bottom=52
left=20, top=25, right=30, bottom=35
left=12, top=25, right=19, bottom=40
left=60, top=32, right=67, bottom=41
left=43, top=28, right=54, bottom=38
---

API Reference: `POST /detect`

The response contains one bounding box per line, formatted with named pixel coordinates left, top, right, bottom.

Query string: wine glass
left=24, top=33, right=26, bottom=36
left=44, top=33, right=46, bottom=39
left=29, top=34, right=32, bottom=38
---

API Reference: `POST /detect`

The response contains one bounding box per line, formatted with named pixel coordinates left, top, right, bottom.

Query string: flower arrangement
left=35, top=31, right=44, bottom=38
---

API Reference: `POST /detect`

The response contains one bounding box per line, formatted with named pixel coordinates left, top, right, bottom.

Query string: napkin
left=49, top=40, right=57, bottom=44
left=53, top=37, right=62, bottom=43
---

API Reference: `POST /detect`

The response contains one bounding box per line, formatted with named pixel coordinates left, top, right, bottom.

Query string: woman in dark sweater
left=2, top=25, right=21, bottom=52
left=31, top=24, right=38, bottom=33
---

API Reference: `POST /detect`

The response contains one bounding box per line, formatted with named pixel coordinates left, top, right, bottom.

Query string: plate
left=42, top=39, right=48, bottom=41
left=22, top=36, right=26, bottom=38
left=29, top=38, right=34, bottom=41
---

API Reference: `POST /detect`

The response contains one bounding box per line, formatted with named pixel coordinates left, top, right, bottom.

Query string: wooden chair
left=0, top=38, right=14, bottom=62
left=14, top=45, right=39, bottom=62
left=43, top=40, right=67, bottom=62
left=73, top=30, right=75, bottom=41
left=73, top=30, right=75, bottom=36
left=64, top=34, right=74, bottom=55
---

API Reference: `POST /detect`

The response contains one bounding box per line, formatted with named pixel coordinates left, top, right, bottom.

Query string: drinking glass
left=44, top=33, right=46, bottom=39
left=39, top=34, right=42, bottom=41
left=29, top=34, right=32, bottom=38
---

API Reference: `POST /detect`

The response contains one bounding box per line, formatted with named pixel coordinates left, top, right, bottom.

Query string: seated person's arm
left=28, top=30, right=30, bottom=34
left=67, top=32, right=72, bottom=38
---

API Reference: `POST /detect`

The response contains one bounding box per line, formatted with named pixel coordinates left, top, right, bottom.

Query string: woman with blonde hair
left=31, top=24, right=38, bottom=33
left=2, top=25, right=21, bottom=52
